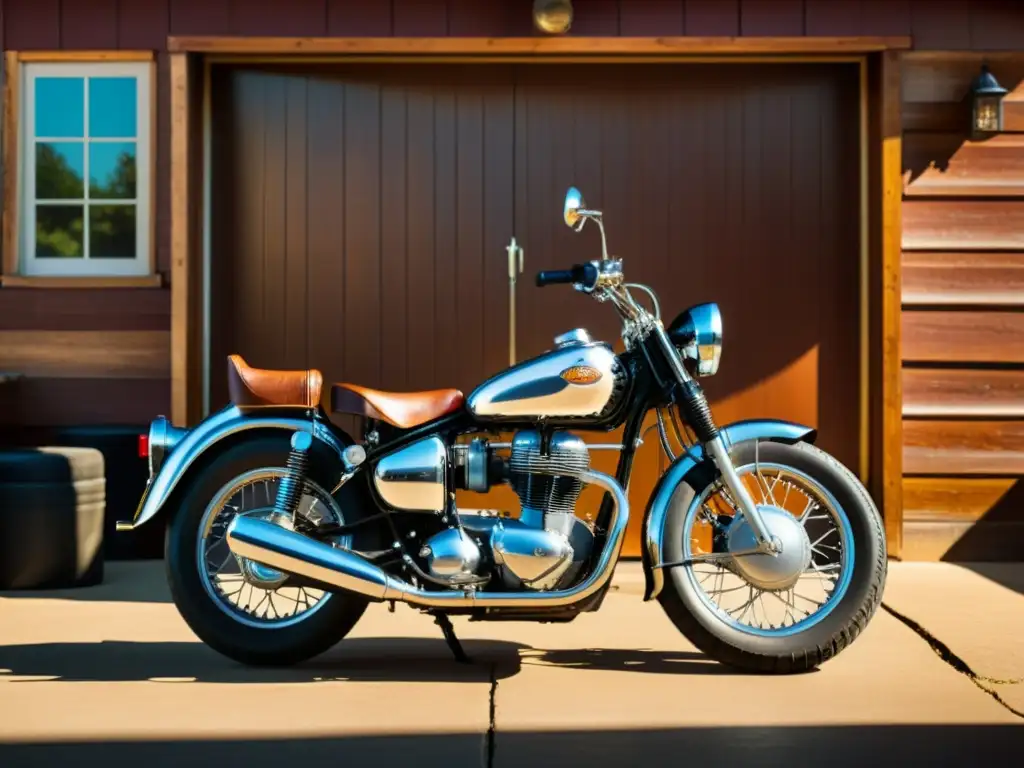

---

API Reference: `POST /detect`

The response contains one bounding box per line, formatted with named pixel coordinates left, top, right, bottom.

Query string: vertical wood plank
left=60, top=0, right=118, bottom=49
left=739, top=0, right=804, bottom=36
left=448, top=0, right=528, bottom=36
left=229, top=0, right=327, bottom=37
left=910, top=0, right=971, bottom=50
left=327, top=0, right=393, bottom=36
left=2, top=53, right=19, bottom=277
left=619, top=0, right=685, bottom=36
left=379, top=79, right=408, bottom=389
left=481, top=67, right=514, bottom=382
left=305, top=75, right=346, bottom=400
left=4, top=0, right=60, bottom=49
left=405, top=79, right=437, bottom=389
left=455, top=81, right=484, bottom=390
left=880, top=51, right=903, bottom=557
left=232, top=73, right=266, bottom=379
left=805, top=0, right=861, bottom=36
left=861, top=0, right=911, bottom=36
left=684, top=0, right=739, bottom=36
left=393, top=0, right=448, bottom=36
left=968, top=0, right=1024, bottom=51
left=433, top=83, right=458, bottom=388
left=284, top=77, right=309, bottom=371
left=261, top=75, right=288, bottom=367
left=169, top=0, right=231, bottom=36
left=569, top=0, right=620, bottom=35
left=343, top=79, right=382, bottom=387
left=170, top=52, right=192, bottom=426
left=118, top=0, right=169, bottom=49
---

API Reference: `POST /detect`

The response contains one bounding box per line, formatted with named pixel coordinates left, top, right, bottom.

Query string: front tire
left=657, top=439, right=886, bottom=674
left=166, top=435, right=376, bottom=667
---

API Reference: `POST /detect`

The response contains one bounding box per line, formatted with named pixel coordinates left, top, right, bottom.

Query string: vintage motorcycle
left=121, top=186, right=886, bottom=673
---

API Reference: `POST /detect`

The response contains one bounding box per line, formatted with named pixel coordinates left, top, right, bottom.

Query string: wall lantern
left=533, top=0, right=573, bottom=34
left=969, top=64, right=1008, bottom=137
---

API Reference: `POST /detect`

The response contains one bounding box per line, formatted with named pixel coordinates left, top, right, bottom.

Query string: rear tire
left=166, top=435, right=378, bottom=667
left=657, top=440, right=886, bottom=674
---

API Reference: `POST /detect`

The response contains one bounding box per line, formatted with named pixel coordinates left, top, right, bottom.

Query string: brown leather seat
left=227, top=354, right=323, bottom=408
left=331, top=384, right=465, bottom=429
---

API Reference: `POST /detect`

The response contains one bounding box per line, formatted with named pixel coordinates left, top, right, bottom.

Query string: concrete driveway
left=1, top=561, right=1022, bottom=767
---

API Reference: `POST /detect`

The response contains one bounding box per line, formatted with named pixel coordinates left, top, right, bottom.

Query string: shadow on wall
left=938, top=479, right=1024, bottom=568
left=1, top=725, right=1022, bottom=767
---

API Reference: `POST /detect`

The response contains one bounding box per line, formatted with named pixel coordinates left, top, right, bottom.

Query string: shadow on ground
left=0, top=561, right=172, bottom=603
left=1, top=725, right=1023, bottom=767
left=955, top=563, right=1024, bottom=597
left=0, top=638, right=737, bottom=684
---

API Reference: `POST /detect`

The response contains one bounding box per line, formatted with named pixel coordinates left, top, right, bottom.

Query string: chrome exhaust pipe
left=226, top=469, right=628, bottom=609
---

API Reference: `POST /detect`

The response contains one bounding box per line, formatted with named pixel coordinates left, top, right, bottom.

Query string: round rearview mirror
left=563, top=186, right=586, bottom=230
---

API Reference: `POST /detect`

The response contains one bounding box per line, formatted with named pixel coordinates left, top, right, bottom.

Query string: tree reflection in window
left=34, top=137, right=136, bottom=259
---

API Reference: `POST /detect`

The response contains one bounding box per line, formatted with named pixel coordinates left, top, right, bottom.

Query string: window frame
left=19, top=59, right=153, bottom=278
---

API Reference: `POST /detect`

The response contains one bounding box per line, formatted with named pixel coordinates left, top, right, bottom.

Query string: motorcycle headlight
left=668, top=302, right=723, bottom=377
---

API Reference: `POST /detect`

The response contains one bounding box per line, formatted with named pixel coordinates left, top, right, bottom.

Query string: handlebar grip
left=535, top=263, right=599, bottom=289
left=535, top=269, right=577, bottom=287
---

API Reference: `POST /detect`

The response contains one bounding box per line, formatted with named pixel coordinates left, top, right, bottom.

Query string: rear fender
left=127, top=406, right=351, bottom=530
left=640, top=418, right=818, bottom=601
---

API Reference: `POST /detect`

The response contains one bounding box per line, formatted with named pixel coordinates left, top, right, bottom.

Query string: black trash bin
left=49, top=425, right=164, bottom=560
left=0, top=447, right=105, bottom=589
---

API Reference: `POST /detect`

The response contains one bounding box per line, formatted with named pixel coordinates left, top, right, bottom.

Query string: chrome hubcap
left=197, top=469, right=351, bottom=629
left=682, top=462, right=855, bottom=637
left=727, top=505, right=812, bottom=591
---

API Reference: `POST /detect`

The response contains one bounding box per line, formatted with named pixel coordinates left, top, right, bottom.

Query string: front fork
left=651, top=324, right=779, bottom=554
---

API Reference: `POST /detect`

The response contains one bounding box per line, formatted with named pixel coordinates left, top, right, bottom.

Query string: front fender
left=126, top=406, right=350, bottom=530
left=640, top=418, right=817, bottom=601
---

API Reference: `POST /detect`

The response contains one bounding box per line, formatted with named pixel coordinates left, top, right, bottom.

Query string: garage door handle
left=506, top=237, right=524, bottom=366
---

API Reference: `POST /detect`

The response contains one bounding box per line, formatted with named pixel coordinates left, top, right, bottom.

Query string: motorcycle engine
left=452, top=429, right=596, bottom=591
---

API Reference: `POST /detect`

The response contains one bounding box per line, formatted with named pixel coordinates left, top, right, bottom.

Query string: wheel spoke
left=683, top=463, right=852, bottom=638
left=198, top=470, right=347, bottom=628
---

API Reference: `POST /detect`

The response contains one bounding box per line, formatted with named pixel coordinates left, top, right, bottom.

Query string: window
left=20, top=61, right=151, bottom=277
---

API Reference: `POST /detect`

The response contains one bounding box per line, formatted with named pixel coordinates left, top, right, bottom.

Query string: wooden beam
left=2, top=51, right=19, bottom=278
left=880, top=50, right=904, bottom=558
left=170, top=52, right=193, bottom=427
left=903, top=368, right=1024, bottom=418
left=16, top=51, right=155, bottom=62
left=167, top=35, right=912, bottom=56
left=0, top=330, right=170, bottom=378
left=902, top=251, right=1024, bottom=306
left=904, top=420, right=1024, bottom=475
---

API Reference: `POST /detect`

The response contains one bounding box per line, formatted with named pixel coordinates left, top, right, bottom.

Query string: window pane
left=89, top=204, right=136, bottom=258
left=89, top=142, right=136, bottom=200
left=36, top=205, right=84, bottom=258
left=35, top=77, right=84, bottom=138
left=89, top=77, right=137, bottom=138
left=36, top=142, right=84, bottom=200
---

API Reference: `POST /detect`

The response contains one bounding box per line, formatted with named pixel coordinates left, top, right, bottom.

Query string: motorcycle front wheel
left=657, top=439, right=886, bottom=674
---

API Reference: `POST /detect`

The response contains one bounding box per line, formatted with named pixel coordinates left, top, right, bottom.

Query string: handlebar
left=535, top=263, right=598, bottom=288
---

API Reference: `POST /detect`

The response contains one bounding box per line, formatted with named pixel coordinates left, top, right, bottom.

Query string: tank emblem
left=560, top=365, right=603, bottom=385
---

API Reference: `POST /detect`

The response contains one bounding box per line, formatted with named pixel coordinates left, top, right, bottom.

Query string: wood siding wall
left=3, top=0, right=1024, bottom=560
left=901, top=53, right=1024, bottom=560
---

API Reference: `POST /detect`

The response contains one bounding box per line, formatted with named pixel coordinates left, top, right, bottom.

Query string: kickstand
left=434, top=613, right=471, bottom=664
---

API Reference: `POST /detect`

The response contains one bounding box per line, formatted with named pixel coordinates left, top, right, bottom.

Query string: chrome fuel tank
left=467, top=330, right=621, bottom=419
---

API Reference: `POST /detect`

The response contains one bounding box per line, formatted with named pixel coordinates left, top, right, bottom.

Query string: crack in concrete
left=881, top=602, right=1024, bottom=720
left=485, top=663, right=498, bottom=768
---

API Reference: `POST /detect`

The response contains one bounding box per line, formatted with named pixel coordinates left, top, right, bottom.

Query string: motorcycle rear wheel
left=166, top=435, right=378, bottom=667
left=657, top=439, right=886, bottom=674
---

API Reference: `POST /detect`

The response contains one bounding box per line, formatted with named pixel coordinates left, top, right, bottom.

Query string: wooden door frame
left=168, top=36, right=908, bottom=556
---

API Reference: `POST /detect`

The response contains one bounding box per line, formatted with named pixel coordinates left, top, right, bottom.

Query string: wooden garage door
left=209, top=64, right=518, bottom=408
left=210, top=62, right=861, bottom=551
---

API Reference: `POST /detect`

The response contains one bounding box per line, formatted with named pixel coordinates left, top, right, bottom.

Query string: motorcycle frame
left=126, top=333, right=817, bottom=616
